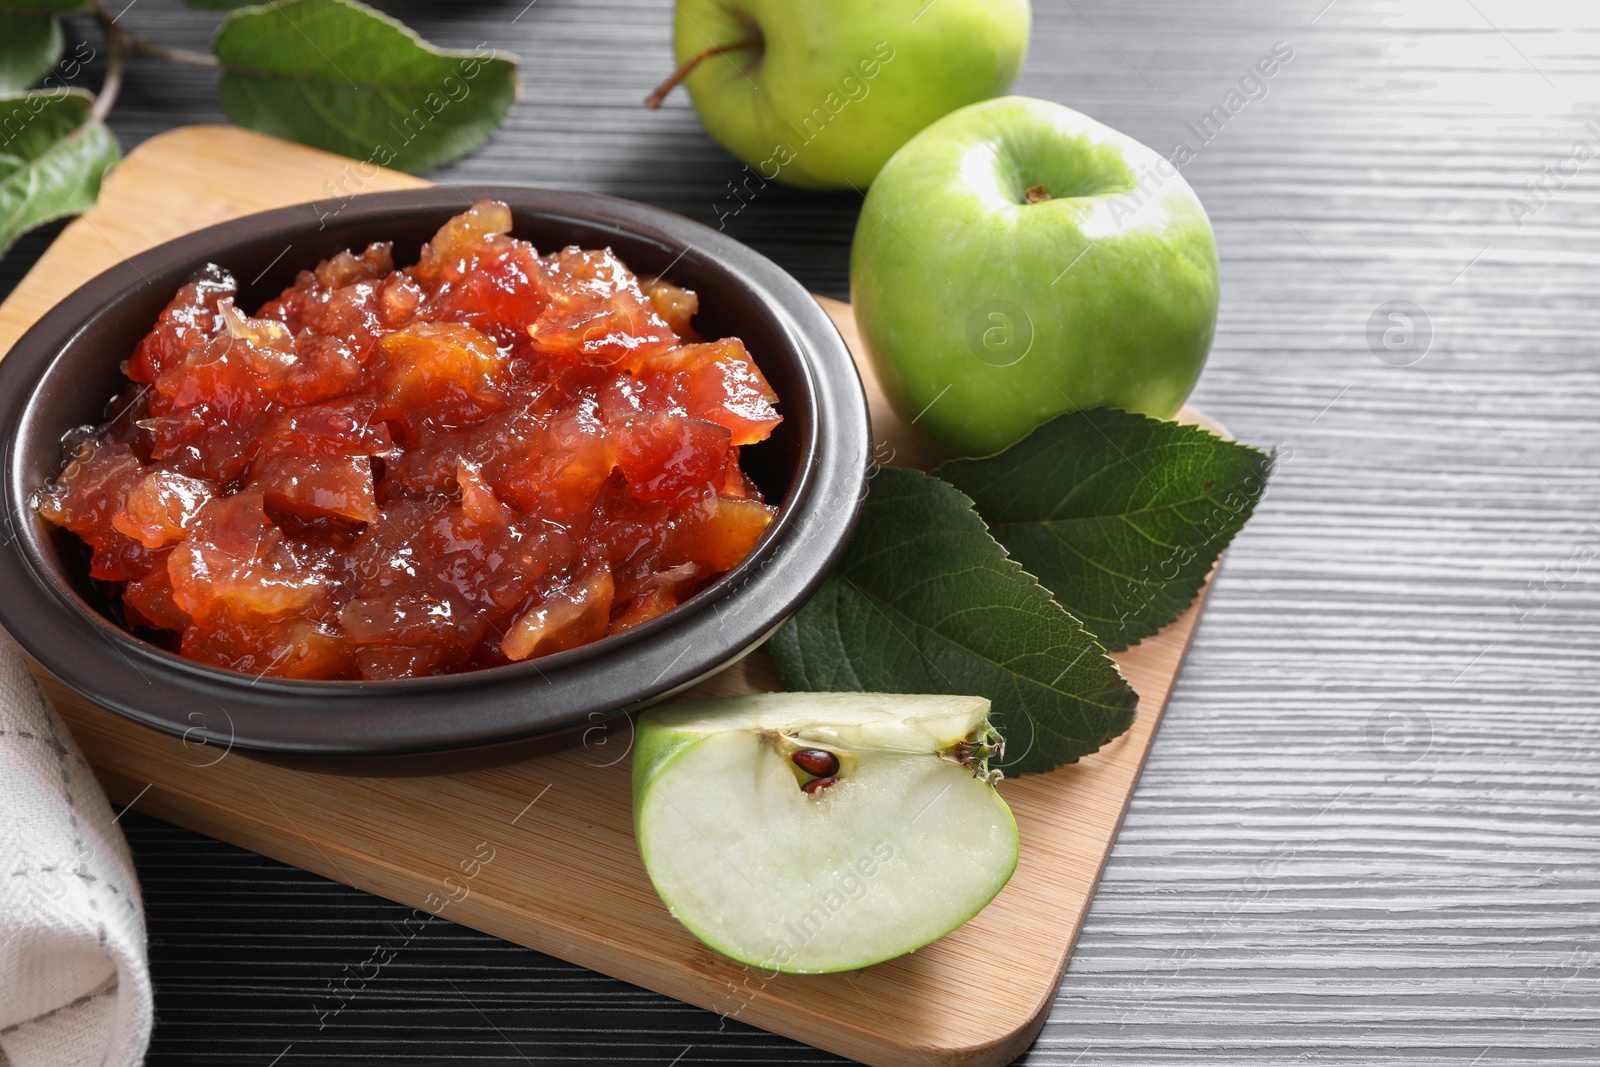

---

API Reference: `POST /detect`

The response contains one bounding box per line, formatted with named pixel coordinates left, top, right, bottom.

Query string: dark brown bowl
left=0, top=187, right=870, bottom=772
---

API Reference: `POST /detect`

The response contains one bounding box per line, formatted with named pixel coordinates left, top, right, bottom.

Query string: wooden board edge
left=926, top=569, right=1220, bottom=1066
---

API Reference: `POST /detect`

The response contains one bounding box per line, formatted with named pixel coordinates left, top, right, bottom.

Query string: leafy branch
left=0, top=0, right=521, bottom=256
left=771, top=410, right=1274, bottom=775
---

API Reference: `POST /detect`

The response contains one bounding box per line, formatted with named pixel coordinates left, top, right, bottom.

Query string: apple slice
left=632, top=692, right=1018, bottom=974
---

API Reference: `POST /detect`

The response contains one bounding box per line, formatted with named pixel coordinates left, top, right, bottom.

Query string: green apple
left=632, top=692, right=1017, bottom=974
left=668, top=0, right=1030, bottom=191
left=851, top=96, right=1221, bottom=457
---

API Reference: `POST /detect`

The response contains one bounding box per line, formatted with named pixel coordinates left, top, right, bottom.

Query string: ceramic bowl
left=0, top=187, right=870, bottom=772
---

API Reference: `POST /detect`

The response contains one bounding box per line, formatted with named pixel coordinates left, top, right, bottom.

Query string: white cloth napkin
left=0, top=629, right=152, bottom=1067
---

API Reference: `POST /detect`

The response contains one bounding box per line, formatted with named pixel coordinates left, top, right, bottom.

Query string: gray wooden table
left=4, top=0, right=1596, bottom=1063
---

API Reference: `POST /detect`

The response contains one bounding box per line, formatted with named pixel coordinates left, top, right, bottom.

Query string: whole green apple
left=851, top=96, right=1221, bottom=458
left=669, top=0, right=1030, bottom=191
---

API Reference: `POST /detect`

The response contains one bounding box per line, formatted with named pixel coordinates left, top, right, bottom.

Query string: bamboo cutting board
left=0, top=127, right=1220, bottom=1067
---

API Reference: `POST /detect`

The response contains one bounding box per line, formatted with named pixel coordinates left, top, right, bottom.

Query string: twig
left=88, top=34, right=125, bottom=125
left=90, top=0, right=220, bottom=74
left=123, top=36, right=220, bottom=69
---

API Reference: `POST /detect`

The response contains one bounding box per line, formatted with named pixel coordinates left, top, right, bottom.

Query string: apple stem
left=644, top=37, right=764, bottom=109
left=950, top=729, right=1006, bottom=785
left=1025, top=184, right=1053, bottom=204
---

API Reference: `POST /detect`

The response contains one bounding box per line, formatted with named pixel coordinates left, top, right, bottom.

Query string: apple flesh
left=851, top=96, right=1221, bottom=457
left=632, top=692, right=1017, bottom=974
left=672, top=0, right=1031, bottom=190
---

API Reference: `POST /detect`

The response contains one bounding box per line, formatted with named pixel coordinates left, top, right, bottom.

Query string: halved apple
left=632, top=692, right=1017, bottom=973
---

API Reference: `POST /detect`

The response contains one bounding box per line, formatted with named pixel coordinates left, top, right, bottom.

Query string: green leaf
left=0, top=89, right=120, bottom=256
left=937, top=409, right=1272, bottom=652
left=768, top=467, right=1138, bottom=776
left=183, top=0, right=262, bottom=8
left=213, top=0, right=518, bottom=173
left=0, top=10, right=63, bottom=92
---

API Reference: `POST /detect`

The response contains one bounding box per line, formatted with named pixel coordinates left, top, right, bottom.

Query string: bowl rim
left=0, top=185, right=870, bottom=759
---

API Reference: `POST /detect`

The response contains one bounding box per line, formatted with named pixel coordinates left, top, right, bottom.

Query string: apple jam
left=34, top=201, right=782, bottom=680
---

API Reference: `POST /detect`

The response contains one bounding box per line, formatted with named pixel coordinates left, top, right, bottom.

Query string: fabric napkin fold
left=0, top=628, right=152, bottom=1067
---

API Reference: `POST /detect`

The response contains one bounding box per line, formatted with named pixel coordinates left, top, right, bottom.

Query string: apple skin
left=674, top=0, right=1030, bottom=191
left=851, top=96, right=1221, bottom=458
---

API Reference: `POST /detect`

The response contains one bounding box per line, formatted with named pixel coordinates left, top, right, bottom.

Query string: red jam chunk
left=35, top=201, right=781, bottom=680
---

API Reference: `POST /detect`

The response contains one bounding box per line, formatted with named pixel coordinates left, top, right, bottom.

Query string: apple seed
left=791, top=748, right=841, bottom=777
left=801, top=775, right=842, bottom=796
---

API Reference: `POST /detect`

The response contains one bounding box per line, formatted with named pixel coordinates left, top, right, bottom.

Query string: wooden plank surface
left=0, top=1, right=1594, bottom=1064
left=0, top=126, right=1216, bottom=1067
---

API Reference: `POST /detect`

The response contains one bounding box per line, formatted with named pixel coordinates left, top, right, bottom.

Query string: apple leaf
left=0, top=8, right=63, bottom=92
left=213, top=0, right=519, bottom=173
left=768, top=467, right=1138, bottom=776
left=937, top=409, right=1272, bottom=652
left=0, top=90, right=120, bottom=255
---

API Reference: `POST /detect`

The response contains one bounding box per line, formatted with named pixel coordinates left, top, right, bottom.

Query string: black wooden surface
left=4, top=0, right=1599, bottom=1064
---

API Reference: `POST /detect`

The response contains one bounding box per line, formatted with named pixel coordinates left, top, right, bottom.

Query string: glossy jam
left=35, top=201, right=781, bottom=680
